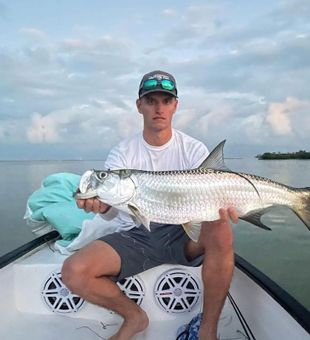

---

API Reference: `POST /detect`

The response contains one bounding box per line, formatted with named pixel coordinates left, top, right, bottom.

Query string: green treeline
left=257, top=150, right=310, bottom=160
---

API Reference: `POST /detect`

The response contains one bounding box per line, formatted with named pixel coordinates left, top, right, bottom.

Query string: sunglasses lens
left=141, top=78, right=176, bottom=95
left=143, top=79, right=158, bottom=89
left=161, top=79, right=175, bottom=90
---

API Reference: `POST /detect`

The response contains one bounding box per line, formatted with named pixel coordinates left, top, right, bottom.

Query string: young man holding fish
left=62, top=70, right=239, bottom=340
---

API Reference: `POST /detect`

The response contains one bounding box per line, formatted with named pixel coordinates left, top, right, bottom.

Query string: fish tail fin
left=292, top=187, right=310, bottom=231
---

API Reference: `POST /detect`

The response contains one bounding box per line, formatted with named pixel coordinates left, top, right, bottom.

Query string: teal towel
left=27, top=172, right=94, bottom=241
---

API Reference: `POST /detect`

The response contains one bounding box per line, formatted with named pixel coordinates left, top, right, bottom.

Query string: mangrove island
left=257, top=150, right=310, bottom=160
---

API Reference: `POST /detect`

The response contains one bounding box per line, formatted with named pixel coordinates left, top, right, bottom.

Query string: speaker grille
left=117, top=276, right=145, bottom=305
left=41, top=272, right=84, bottom=313
left=154, top=269, right=201, bottom=313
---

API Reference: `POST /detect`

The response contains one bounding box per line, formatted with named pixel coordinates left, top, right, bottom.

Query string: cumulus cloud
left=24, top=95, right=140, bottom=154
left=266, top=97, right=310, bottom=135
left=1, top=1, right=310, bottom=159
left=1, top=33, right=137, bottom=115
left=240, top=114, right=268, bottom=143
left=27, top=112, right=62, bottom=143
left=188, top=104, right=233, bottom=137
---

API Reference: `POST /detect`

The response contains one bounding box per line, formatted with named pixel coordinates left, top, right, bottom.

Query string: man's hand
left=76, top=198, right=111, bottom=214
left=186, top=207, right=239, bottom=266
left=218, top=207, right=239, bottom=224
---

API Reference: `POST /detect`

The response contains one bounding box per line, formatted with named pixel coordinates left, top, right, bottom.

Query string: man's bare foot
left=109, top=310, right=149, bottom=340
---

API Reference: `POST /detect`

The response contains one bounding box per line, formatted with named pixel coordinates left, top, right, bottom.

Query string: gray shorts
left=98, top=223, right=203, bottom=281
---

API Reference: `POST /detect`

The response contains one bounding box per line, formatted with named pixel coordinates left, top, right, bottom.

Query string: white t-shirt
left=101, top=129, right=209, bottom=229
left=105, top=129, right=208, bottom=171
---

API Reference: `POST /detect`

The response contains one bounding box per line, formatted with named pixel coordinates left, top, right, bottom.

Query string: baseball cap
left=138, top=70, right=178, bottom=98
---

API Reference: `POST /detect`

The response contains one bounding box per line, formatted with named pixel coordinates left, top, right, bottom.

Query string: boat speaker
left=154, top=269, right=201, bottom=313
left=41, top=272, right=84, bottom=313
left=117, top=276, right=145, bottom=305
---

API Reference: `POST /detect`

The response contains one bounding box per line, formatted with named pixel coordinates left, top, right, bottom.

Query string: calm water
left=0, top=159, right=309, bottom=310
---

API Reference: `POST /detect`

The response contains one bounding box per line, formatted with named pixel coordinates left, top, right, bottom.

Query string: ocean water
left=0, top=158, right=309, bottom=310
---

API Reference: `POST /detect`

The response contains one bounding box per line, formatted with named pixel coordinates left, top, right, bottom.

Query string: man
left=61, top=70, right=238, bottom=340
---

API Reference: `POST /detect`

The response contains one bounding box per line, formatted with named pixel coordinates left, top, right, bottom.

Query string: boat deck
left=0, top=243, right=309, bottom=340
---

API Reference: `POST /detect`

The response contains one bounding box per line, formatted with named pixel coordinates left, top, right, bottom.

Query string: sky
left=0, top=0, right=309, bottom=160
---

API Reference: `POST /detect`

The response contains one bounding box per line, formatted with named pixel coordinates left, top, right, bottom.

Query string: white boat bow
left=0, top=231, right=309, bottom=340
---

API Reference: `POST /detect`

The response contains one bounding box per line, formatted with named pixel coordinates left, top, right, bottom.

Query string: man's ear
left=136, top=98, right=142, bottom=114
left=173, top=98, right=178, bottom=113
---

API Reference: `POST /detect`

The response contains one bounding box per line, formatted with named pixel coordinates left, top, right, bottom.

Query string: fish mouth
left=73, top=188, right=99, bottom=200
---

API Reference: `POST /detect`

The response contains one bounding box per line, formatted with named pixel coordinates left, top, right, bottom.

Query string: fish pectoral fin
left=240, top=209, right=272, bottom=231
left=127, top=203, right=151, bottom=231
left=182, top=221, right=202, bottom=242
left=198, top=140, right=230, bottom=171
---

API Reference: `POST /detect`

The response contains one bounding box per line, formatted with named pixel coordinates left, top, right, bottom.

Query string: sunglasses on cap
left=141, top=78, right=176, bottom=91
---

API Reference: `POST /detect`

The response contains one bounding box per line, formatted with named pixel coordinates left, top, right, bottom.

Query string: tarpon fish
left=74, top=141, right=310, bottom=241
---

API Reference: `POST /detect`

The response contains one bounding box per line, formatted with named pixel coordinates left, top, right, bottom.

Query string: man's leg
left=185, top=208, right=236, bottom=340
left=61, top=240, right=149, bottom=340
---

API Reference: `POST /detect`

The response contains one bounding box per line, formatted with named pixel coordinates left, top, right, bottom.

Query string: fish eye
left=98, top=172, right=108, bottom=180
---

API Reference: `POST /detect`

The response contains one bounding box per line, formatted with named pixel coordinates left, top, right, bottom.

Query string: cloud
left=0, top=117, right=27, bottom=143
left=149, top=1, right=310, bottom=103
left=266, top=97, right=310, bottom=135
left=24, top=96, right=141, bottom=153
left=57, top=35, right=138, bottom=81
left=20, top=27, right=47, bottom=42
left=0, top=33, right=137, bottom=119
left=240, top=114, right=268, bottom=144
left=0, top=29, right=142, bottom=158
left=1, top=1, right=310, bottom=159
left=143, top=4, right=226, bottom=57
left=270, top=0, right=310, bottom=19
left=174, top=87, right=266, bottom=147
left=27, top=112, right=62, bottom=143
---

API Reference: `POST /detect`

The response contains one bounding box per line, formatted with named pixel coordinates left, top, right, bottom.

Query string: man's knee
left=61, top=256, right=88, bottom=293
left=61, top=240, right=121, bottom=293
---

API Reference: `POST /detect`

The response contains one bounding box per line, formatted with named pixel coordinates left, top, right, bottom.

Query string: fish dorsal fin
left=128, top=202, right=151, bottom=231
left=198, top=140, right=229, bottom=170
left=240, top=208, right=272, bottom=230
left=182, top=221, right=202, bottom=242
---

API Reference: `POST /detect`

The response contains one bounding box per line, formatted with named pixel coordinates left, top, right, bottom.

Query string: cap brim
left=139, top=89, right=177, bottom=98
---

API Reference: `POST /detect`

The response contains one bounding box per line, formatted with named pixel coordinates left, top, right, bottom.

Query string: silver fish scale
left=131, top=169, right=296, bottom=224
